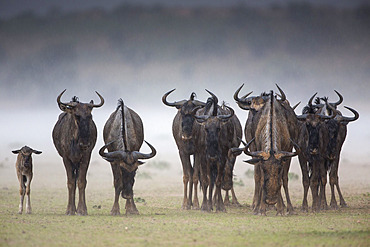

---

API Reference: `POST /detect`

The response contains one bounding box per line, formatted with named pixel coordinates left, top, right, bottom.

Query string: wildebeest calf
left=12, top=146, right=42, bottom=214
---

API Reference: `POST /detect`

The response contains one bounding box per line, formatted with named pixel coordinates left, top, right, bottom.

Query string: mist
left=0, top=3, right=369, bottom=188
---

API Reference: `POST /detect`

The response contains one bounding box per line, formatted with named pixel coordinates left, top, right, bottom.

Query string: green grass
left=1, top=183, right=369, bottom=247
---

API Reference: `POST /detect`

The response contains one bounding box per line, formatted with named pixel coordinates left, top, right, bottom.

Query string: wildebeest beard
left=181, top=114, right=195, bottom=138
left=77, top=117, right=91, bottom=149
left=121, top=168, right=136, bottom=199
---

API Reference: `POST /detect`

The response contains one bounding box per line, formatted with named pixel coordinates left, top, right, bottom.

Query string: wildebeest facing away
left=234, top=84, right=299, bottom=215
left=193, top=91, right=240, bottom=212
left=162, top=89, right=206, bottom=209
left=99, top=99, right=156, bottom=215
left=12, top=146, right=42, bottom=214
left=52, top=90, right=104, bottom=215
left=239, top=90, right=300, bottom=215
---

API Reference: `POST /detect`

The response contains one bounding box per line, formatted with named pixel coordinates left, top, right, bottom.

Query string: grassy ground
left=1, top=174, right=369, bottom=247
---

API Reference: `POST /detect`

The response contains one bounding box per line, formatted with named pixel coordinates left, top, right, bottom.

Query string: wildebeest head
left=12, top=146, right=42, bottom=168
left=234, top=84, right=274, bottom=112
left=243, top=138, right=300, bottom=205
left=99, top=141, right=156, bottom=172
left=57, top=89, right=104, bottom=150
left=162, top=89, right=205, bottom=140
left=324, top=102, right=359, bottom=160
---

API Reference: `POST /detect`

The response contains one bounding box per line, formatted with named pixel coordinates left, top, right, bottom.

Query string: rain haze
left=0, top=0, right=369, bottom=190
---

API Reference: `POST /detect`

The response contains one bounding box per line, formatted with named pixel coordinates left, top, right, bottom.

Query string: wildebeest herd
left=12, top=85, right=359, bottom=216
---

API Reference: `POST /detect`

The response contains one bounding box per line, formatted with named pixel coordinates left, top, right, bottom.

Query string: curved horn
left=274, top=139, right=301, bottom=159
left=333, top=90, right=343, bottom=107
left=194, top=114, right=210, bottom=123
left=242, top=138, right=265, bottom=158
left=217, top=105, right=234, bottom=121
left=230, top=146, right=245, bottom=156
left=162, top=89, right=187, bottom=107
left=132, top=141, right=157, bottom=160
left=233, top=84, right=244, bottom=103
left=92, top=91, right=105, bottom=108
left=56, top=89, right=72, bottom=111
left=325, top=100, right=339, bottom=118
left=234, top=84, right=253, bottom=103
left=205, top=89, right=218, bottom=105
left=275, top=84, right=286, bottom=102
left=308, top=93, right=318, bottom=107
left=340, top=106, right=359, bottom=122
left=99, top=141, right=126, bottom=162
left=292, top=101, right=301, bottom=110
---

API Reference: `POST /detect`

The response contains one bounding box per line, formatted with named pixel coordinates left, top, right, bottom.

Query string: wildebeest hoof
left=126, top=209, right=139, bottom=215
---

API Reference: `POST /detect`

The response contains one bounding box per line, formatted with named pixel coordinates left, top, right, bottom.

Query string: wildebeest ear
left=33, top=150, right=42, bottom=155
left=12, top=149, right=21, bottom=154
left=243, top=158, right=260, bottom=165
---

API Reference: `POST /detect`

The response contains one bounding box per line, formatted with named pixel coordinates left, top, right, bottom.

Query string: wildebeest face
left=180, top=101, right=198, bottom=140
left=305, top=114, right=323, bottom=156
left=117, top=152, right=144, bottom=172
left=204, top=118, right=222, bottom=160
left=70, top=103, right=94, bottom=150
left=261, top=158, right=283, bottom=205
left=12, top=146, right=42, bottom=168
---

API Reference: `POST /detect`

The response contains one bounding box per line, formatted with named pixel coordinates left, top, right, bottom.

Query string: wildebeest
left=12, top=146, right=42, bottom=214
left=238, top=89, right=299, bottom=215
left=162, top=89, right=206, bottom=209
left=296, top=93, right=336, bottom=212
left=194, top=91, right=240, bottom=212
left=52, top=90, right=104, bottom=215
left=99, top=99, right=156, bottom=215
left=317, top=95, right=359, bottom=209
left=234, top=84, right=299, bottom=215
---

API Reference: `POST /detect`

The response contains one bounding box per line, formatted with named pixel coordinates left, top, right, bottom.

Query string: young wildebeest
left=99, top=99, right=156, bottom=215
left=12, top=146, right=42, bottom=214
left=52, top=90, right=104, bottom=215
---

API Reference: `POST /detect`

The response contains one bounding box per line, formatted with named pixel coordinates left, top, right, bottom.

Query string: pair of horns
left=57, top=89, right=104, bottom=110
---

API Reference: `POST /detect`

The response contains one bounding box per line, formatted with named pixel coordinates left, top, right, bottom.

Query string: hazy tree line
left=0, top=3, right=369, bottom=107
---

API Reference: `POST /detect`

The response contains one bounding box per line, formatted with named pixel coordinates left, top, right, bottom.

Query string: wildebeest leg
left=18, top=175, right=26, bottom=214
left=282, top=159, right=295, bottom=214
left=319, top=161, right=328, bottom=210
left=215, top=163, right=226, bottom=212
left=25, top=174, right=32, bottom=214
left=230, top=187, right=241, bottom=207
left=331, top=158, right=347, bottom=208
left=76, top=159, right=89, bottom=216
left=63, top=158, right=76, bottom=215
left=310, top=161, right=320, bottom=212
left=253, top=165, right=262, bottom=215
left=125, top=198, right=139, bottom=215
left=276, top=190, right=284, bottom=216
left=179, top=151, right=192, bottom=210
left=224, top=190, right=230, bottom=206
left=252, top=164, right=261, bottom=212
left=299, top=155, right=309, bottom=212
left=192, top=154, right=200, bottom=210
left=110, top=163, right=122, bottom=215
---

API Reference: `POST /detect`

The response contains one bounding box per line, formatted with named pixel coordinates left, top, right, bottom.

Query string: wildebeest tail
left=117, top=99, right=128, bottom=151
